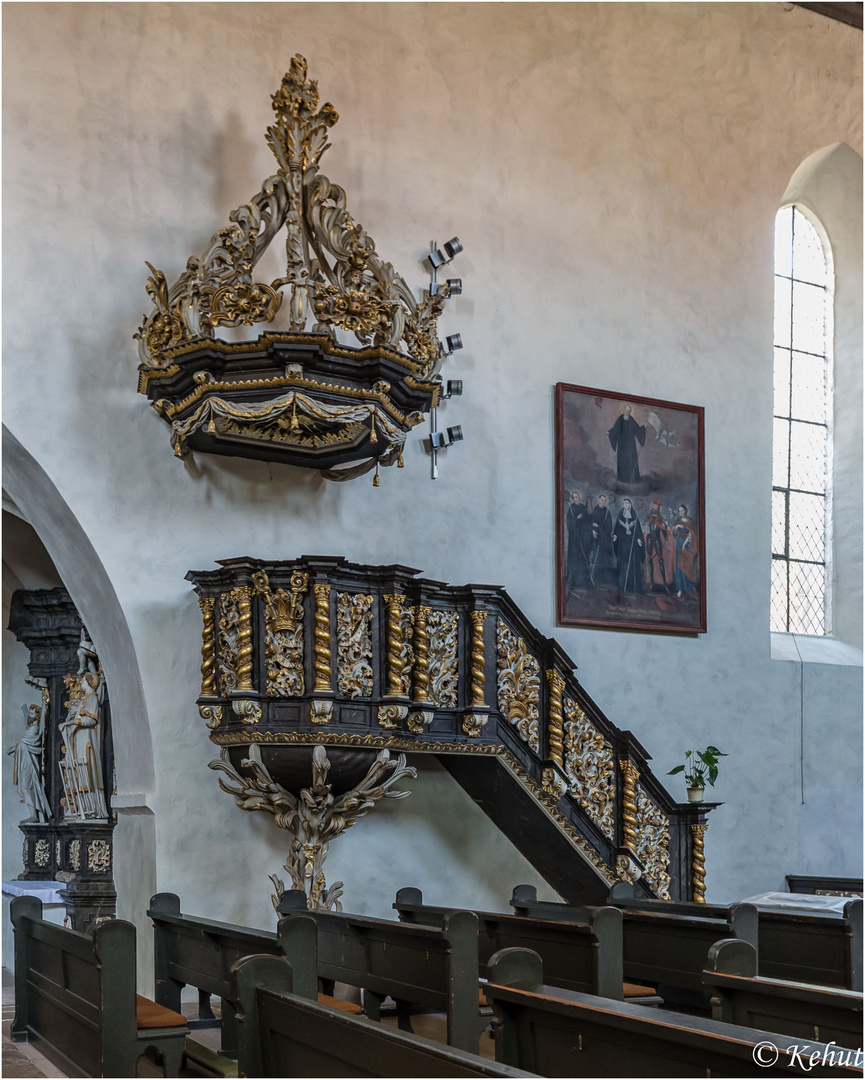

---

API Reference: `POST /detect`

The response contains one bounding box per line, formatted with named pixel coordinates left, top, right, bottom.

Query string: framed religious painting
left=555, top=383, right=706, bottom=634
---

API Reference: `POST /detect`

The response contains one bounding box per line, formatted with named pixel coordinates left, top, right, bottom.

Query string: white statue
left=8, top=703, right=52, bottom=823
left=59, top=630, right=108, bottom=822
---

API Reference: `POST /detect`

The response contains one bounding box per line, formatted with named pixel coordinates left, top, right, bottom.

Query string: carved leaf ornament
left=496, top=620, right=540, bottom=752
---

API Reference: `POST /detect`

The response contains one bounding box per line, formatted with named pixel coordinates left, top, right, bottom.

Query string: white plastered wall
left=2, top=3, right=861, bottom=955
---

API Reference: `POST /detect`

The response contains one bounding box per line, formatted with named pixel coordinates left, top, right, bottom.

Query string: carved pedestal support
left=209, top=743, right=416, bottom=910
left=691, top=822, right=708, bottom=903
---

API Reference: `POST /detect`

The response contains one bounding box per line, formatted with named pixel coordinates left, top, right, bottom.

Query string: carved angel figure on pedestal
left=59, top=631, right=108, bottom=822
left=7, top=704, right=52, bottom=823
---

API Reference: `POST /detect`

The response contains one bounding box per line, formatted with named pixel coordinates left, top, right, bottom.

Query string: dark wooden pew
left=703, top=938, right=864, bottom=1050
left=484, top=947, right=863, bottom=1078
left=511, top=882, right=758, bottom=1009
left=391, top=887, right=658, bottom=1003
left=787, top=876, right=863, bottom=898
left=232, top=952, right=537, bottom=1078
left=296, top=904, right=481, bottom=1052
left=148, top=891, right=481, bottom=1054
left=515, top=883, right=863, bottom=995
left=11, top=895, right=188, bottom=1078
left=758, top=900, right=863, bottom=992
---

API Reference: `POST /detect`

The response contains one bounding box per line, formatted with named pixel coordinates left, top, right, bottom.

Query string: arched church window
left=771, top=205, right=832, bottom=635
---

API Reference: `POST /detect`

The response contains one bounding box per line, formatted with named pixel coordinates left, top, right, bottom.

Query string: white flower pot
left=687, top=786, right=704, bottom=803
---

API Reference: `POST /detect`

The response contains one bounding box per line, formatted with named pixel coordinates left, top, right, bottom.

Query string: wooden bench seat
left=232, top=952, right=537, bottom=1078
left=394, top=886, right=661, bottom=1004
left=149, top=891, right=481, bottom=1054
left=12, top=895, right=188, bottom=1078
left=511, top=882, right=758, bottom=1009
left=484, top=946, right=862, bottom=1077
left=704, top=938, right=864, bottom=1050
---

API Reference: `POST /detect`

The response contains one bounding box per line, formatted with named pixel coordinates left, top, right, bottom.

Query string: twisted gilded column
left=383, top=594, right=408, bottom=698
left=411, top=605, right=432, bottom=705
left=198, top=597, right=216, bottom=696
left=234, top=586, right=254, bottom=693
left=312, top=584, right=333, bottom=693
left=619, top=758, right=640, bottom=852
left=468, top=610, right=488, bottom=708
left=691, top=822, right=708, bottom=903
left=545, top=670, right=565, bottom=767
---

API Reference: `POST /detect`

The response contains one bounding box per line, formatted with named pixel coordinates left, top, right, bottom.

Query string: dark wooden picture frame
left=556, top=383, right=706, bottom=634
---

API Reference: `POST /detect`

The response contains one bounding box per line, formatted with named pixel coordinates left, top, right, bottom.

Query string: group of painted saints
left=566, top=491, right=698, bottom=598
left=7, top=630, right=109, bottom=825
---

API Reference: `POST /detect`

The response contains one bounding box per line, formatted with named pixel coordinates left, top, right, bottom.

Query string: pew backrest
left=393, top=887, right=623, bottom=999
left=485, top=947, right=863, bottom=1078
left=13, top=895, right=186, bottom=1078
left=510, top=882, right=758, bottom=1001
left=757, top=900, right=863, bottom=992
left=300, top=906, right=480, bottom=1052
left=704, top=938, right=865, bottom=1051
left=232, top=953, right=537, bottom=1078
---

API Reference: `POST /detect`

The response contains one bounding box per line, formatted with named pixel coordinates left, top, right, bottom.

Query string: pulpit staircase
left=188, top=556, right=716, bottom=906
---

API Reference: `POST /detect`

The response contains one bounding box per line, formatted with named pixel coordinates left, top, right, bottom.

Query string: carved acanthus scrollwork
left=428, top=610, right=458, bottom=708
left=218, top=591, right=241, bottom=694
left=337, top=593, right=374, bottom=698
left=199, top=705, right=223, bottom=730
left=563, top=698, right=616, bottom=842
left=209, top=743, right=416, bottom=910
left=137, top=56, right=453, bottom=379
left=253, top=569, right=308, bottom=697
left=635, top=783, right=672, bottom=900
left=496, top=620, right=540, bottom=753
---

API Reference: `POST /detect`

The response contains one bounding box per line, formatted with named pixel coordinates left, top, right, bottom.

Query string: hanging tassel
left=369, top=417, right=378, bottom=444
left=290, top=400, right=300, bottom=433
left=373, top=461, right=380, bottom=487
left=397, top=451, right=404, bottom=469
left=207, top=415, right=217, bottom=435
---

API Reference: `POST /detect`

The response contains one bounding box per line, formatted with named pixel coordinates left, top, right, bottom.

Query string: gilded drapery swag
left=136, top=55, right=453, bottom=380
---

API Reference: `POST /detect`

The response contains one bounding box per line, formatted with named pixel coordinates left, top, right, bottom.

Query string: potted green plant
left=667, top=746, right=727, bottom=803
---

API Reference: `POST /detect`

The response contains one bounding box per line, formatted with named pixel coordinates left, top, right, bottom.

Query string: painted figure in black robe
left=566, top=491, right=593, bottom=590
left=589, top=494, right=617, bottom=587
left=608, top=404, right=647, bottom=484
left=612, top=497, right=645, bottom=593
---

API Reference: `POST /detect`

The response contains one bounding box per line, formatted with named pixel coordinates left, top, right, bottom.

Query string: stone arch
left=3, top=424, right=156, bottom=948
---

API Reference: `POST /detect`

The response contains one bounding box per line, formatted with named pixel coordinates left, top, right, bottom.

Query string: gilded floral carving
left=217, top=590, right=241, bottom=694
left=563, top=698, right=616, bottom=842
left=337, top=593, right=374, bottom=698
left=635, top=783, right=671, bottom=900
left=428, top=610, right=459, bottom=708
left=496, top=620, right=540, bottom=752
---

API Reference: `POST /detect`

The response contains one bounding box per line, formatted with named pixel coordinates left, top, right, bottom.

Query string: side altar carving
left=7, top=589, right=115, bottom=932
left=188, top=557, right=718, bottom=910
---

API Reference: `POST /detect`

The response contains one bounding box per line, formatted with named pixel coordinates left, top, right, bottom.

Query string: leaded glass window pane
left=771, top=206, right=829, bottom=635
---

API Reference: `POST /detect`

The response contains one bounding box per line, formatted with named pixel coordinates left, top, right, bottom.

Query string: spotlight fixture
left=446, top=278, right=462, bottom=295
left=445, top=333, right=463, bottom=356
left=443, top=379, right=463, bottom=398
left=427, top=235, right=464, bottom=271
left=429, top=426, right=463, bottom=451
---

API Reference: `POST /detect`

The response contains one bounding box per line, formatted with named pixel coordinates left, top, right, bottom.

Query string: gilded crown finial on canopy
left=134, top=56, right=463, bottom=484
